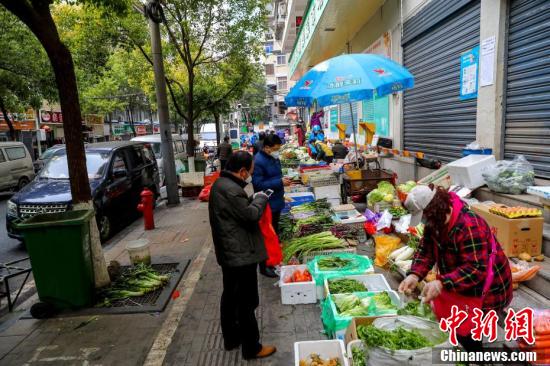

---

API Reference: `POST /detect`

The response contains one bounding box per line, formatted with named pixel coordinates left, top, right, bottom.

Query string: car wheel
left=16, top=177, right=29, bottom=191
left=97, top=214, right=111, bottom=242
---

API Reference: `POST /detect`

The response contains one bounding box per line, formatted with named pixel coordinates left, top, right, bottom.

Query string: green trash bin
left=15, top=210, right=95, bottom=315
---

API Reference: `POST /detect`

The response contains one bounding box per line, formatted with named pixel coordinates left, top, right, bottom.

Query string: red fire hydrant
left=137, top=188, right=155, bottom=230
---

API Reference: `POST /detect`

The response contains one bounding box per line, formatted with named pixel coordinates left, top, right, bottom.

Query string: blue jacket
left=252, top=151, right=284, bottom=212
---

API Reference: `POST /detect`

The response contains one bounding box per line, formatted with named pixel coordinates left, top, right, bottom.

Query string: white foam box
left=323, top=274, right=392, bottom=299
left=313, top=256, right=375, bottom=300
left=279, top=265, right=316, bottom=305
left=313, top=184, right=340, bottom=200
left=294, top=340, right=349, bottom=366
left=447, top=154, right=496, bottom=189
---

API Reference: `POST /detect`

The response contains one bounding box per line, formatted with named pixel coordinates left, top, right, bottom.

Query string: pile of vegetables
left=97, top=263, right=170, bottom=307
left=299, top=354, right=341, bottom=366
left=279, top=214, right=295, bottom=242
left=283, top=269, right=313, bottom=283
left=330, top=224, right=361, bottom=240
left=517, top=310, right=550, bottom=364
left=328, top=278, right=367, bottom=294
left=332, top=293, right=373, bottom=317
left=317, top=256, right=352, bottom=271
left=388, top=206, right=408, bottom=219
left=351, top=346, right=366, bottom=366
left=372, top=291, right=396, bottom=311
left=396, top=180, right=417, bottom=193
left=397, top=300, right=437, bottom=321
left=482, top=156, right=535, bottom=194
left=282, top=232, right=346, bottom=263
left=367, top=181, right=396, bottom=206
left=294, top=214, right=334, bottom=234
left=388, top=245, right=415, bottom=273
left=357, top=324, right=434, bottom=350
left=280, top=144, right=316, bottom=165
left=290, top=198, right=332, bottom=215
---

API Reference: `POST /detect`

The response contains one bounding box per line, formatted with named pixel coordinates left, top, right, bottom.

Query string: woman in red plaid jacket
left=399, top=186, right=513, bottom=351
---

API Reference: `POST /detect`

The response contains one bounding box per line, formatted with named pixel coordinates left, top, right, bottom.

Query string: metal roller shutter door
left=339, top=103, right=359, bottom=135
left=402, top=0, right=480, bottom=162
left=505, top=0, right=550, bottom=179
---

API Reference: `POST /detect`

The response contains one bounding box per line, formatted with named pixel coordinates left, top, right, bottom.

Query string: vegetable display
left=283, top=269, right=313, bottom=283
left=328, top=278, right=367, bottom=294
left=357, top=324, right=434, bottom=351
left=282, top=232, right=346, bottom=263
left=330, top=224, right=361, bottom=240
left=299, top=354, right=341, bottom=366
left=279, top=214, right=295, bottom=242
left=397, top=300, right=437, bottom=321
left=317, top=256, right=352, bottom=271
left=396, top=181, right=417, bottom=193
left=97, top=263, right=170, bottom=307
left=483, top=155, right=535, bottom=194
left=388, top=206, right=408, bottom=219
left=290, top=198, right=332, bottom=214
left=371, top=291, right=396, bottom=311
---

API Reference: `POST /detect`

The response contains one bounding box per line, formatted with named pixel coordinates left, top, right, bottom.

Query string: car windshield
left=151, top=142, right=161, bottom=159
left=39, top=147, right=60, bottom=160
left=40, top=152, right=110, bottom=179
left=201, top=132, right=217, bottom=141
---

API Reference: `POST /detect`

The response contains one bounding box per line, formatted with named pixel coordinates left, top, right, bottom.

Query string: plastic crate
left=309, top=174, right=339, bottom=187
left=279, top=265, right=316, bottom=305
left=294, top=340, right=349, bottom=366
left=313, top=185, right=340, bottom=200
left=447, top=154, right=496, bottom=189
left=179, top=172, right=204, bottom=187
left=203, top=172, right=220, bottom=186
left=301, top=247, right=357, bottom=265
left=324, top=274, right=392, bottom=299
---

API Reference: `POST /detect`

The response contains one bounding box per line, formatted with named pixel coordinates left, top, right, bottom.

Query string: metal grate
left=18, top=203, right=68, bottom=219
left=97, top=263, right=179, bottom=308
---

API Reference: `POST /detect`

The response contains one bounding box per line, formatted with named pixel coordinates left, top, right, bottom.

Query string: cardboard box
left=471, top=204, right=543, bottom=257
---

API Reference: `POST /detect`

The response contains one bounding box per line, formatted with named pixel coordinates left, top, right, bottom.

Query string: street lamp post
left=145, top=0, right=179, bottom=205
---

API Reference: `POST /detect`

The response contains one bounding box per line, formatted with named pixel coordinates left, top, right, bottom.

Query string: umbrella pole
left=349, top=102, right=359, bottom=168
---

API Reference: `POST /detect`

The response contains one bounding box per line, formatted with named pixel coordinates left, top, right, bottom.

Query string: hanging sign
left=459, top=46, right=479, bottom=100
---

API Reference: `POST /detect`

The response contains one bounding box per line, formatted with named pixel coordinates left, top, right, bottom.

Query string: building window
left=265, top=64, right=274, bottom=75
left=277, top=55, right=286, bottom=65
left=277, top=76, right=287, bottom=91
left=264, top=41, right=273, bottom=54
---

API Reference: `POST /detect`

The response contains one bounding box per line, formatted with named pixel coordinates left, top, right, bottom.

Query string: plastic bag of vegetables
left=482, top=155, right=535, bottom=194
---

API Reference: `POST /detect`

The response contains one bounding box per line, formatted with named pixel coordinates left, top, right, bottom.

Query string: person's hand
left=421, top=280, right=443, bottom=303
left=398, top=274, right=419, bottom=295
left=253, top=192, right=268, bottom=200
left=282, top=178, right=292, bottom=186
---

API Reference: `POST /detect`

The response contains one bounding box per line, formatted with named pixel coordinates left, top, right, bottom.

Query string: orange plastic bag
left=198, top=185, right=211, bottom=202
left=259, top=204, right=282, bottom=267
left=373, top=234, right=401, bottom=267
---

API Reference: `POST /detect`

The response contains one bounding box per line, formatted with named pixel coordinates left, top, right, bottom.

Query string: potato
left=518, top=252, right=532, bottom=262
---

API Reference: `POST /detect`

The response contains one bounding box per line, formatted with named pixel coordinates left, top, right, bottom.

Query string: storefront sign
left=84, top=114, right=104, bottom=125
left=135, top=125, right=147, bottom=135
left=459, top=46, right=479, bottom=100
left=0, top=120, right=36, bottom=131
left=40, top=110, right=63, bottom=124
left=288, top=0, right=330, bottom=77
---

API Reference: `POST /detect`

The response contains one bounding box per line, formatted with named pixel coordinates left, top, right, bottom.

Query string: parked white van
left=0, top=142, right=35, bottom=191
left=131, top=134, right=186, bottom=186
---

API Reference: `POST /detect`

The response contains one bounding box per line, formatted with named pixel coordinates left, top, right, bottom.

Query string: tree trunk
left=186, top=72, right=195, bottom=172
left=214, top=111, right=221, bottom=146
left=0, top=97, right=16, bottom=141
left=1, top=4, right=110, bottom=288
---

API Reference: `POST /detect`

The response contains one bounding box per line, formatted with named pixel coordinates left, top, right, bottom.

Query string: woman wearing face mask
left=252, top=134, right=291, bottom=278
left=398, top=185, right=512, bottom=352
left=208, top=151, right=277, bottom=360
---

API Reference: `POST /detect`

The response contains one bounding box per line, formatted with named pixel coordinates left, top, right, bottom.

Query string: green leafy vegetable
left=357, top=324, right=434, bottom=350
left=328, top=278, right=367, bottom=294
left=317, top=256, right=352, bottom=270
left=351, top=346, right=366, bottom=366
left=282, top=232, right=345, bottom=263
left=372, top=291, right=397, bottom=311
left=397, top=300, right=437, bottom=321
left=333, top=294, right=373, bottom=317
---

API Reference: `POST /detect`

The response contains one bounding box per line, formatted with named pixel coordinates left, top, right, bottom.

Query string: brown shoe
left=255, top=345, right=276, bottom=359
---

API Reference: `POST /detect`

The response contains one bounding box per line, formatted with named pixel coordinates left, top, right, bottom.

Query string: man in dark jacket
left=332, top=140, right=348, bottom=159
left=252, top=134, right=291, bottom=278
left=208, top=151, right=276, bottom=360
left=217, top=136, right=233, bottom=170
left=252, top=131, right=265, bottom=155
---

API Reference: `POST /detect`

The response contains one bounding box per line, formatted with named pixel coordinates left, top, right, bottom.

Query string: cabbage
left=367, top=189, right=384, bottom=203
left=383, top=193, right=394, bottom=202
left=333, top=294, right=361, bottom=313
left=377, top=181, right=395, bottom=195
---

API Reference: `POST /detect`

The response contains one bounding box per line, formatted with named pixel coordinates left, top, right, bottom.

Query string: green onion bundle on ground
left=282, top=231, right=345, bottom=263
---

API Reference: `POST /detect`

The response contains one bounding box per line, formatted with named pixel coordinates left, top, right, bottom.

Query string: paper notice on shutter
left=480, top=36, right=496, bottom=87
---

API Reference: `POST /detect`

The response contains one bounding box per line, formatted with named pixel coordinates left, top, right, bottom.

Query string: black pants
left=220, top=263, right=262, bottom=358
left=220, top=159, right=227, bottom=170
left=271, top=210, right=281, bottom=235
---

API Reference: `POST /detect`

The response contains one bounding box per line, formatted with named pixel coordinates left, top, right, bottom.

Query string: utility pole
left=145, top=0, right=179, bottom=205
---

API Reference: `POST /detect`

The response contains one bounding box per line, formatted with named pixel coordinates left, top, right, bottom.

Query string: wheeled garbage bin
left=15, top=210, right=95, bottom=317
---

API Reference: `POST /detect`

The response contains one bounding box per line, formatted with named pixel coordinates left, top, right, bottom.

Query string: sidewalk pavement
left=0, top=196, right=328, bottom=366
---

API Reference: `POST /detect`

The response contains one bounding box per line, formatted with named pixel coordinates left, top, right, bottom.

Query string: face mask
left=270, top=151, right=280, bottom=159
left=245, top=175, right=252, bottom=184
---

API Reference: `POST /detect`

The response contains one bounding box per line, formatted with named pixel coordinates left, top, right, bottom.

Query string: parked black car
left=7, top=141, right=160, bottom=242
